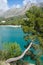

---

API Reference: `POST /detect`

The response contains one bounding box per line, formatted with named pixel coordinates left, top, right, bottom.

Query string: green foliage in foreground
left=0, top=42, right=22, bottom=60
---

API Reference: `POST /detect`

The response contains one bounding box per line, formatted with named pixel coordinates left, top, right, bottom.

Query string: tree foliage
left=0, top=42, right=22, bottom=60
left=22, top=6, right=43, bottom=65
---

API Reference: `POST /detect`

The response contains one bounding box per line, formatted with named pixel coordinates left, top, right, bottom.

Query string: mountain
left=39, top=2, right=43, bottom=7
left=0, top=3, right=37, bottom=18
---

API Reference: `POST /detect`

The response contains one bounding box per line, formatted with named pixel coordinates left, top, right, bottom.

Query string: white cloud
left=23, top=0, right=29, bottom=5
left=11, top=4, right=21, bottom=8
left=36, top=0, right=43, bottom=3
left=30, top=0, right=37, bottom=3
left=23, top=0, right=37, bottom=5
left=16, top=4, right=21, bottom=8
left=0, top=0, right=9, bottom=13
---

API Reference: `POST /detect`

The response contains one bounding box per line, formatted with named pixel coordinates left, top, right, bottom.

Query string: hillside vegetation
left=0, top=6, right=43, bottom=65
left=22, top=6, right=43, bottom=65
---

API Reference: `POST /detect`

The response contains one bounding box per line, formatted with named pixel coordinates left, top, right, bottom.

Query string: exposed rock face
left=0, top=3, right=37, bottom=18
left=0, top=61, right=10, bottom=65
left=2, top=3, right=31, bottom=18
left=39, top=2, right=43, bottom=7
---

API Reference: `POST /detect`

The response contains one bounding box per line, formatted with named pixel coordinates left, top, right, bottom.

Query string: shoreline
left=0, top=25, right=21, bottom=28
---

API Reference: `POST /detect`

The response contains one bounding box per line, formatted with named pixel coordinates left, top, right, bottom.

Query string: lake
left=0, top=26, right=27, bottom=50
left=0, top=26, right=41, bottom=64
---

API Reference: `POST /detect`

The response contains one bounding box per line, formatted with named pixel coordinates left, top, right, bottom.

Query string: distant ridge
left=39, top=2, right=43, bottom=7
left=0, top=3, right=37, bottom=18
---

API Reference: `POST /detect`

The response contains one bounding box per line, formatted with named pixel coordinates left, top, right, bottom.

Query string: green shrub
left=0, top=42, right=22, bottom=60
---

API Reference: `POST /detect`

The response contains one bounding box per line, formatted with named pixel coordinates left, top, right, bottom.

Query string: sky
left=0, top=0, right=43, bottom=13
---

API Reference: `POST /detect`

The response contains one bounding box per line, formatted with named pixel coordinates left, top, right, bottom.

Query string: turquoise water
left=0, top=26, right=27, bottom=51
left=0, top=26, right=43, bottom=64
